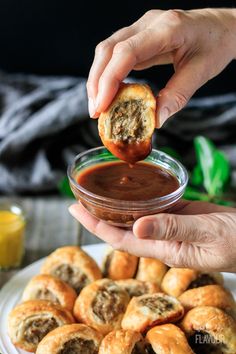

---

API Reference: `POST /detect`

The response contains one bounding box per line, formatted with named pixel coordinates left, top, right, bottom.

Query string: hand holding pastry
left=87, top=8, right=236, bottom=126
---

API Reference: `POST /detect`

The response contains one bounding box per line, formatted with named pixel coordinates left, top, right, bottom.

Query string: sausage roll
left=99, top=329, right=146, bottom=354
left=136, top=257, right=168, bottom=286
left=8, top=300, right=75, bottom=352
left=180, top=306, right=236, bottom=354
left=178, top=284, right=236, bottom=314
left=121, top=293, right=184, bottom=333
left=98, top=83, right=156, bottom=164
left=161, top=268, right=223, bottom=297
left=36, top=323, right=103, bottom=354
left=22, top=274, right=77, bottom=311
left=102, top=248, right=138, bottom=280
left=40, top=246, right=102, bottom=294
left=146, top=324, right=194, bottom=354
left=73, top=278, right=130, bottom=335
left=115, top=279, right=160, bottom=298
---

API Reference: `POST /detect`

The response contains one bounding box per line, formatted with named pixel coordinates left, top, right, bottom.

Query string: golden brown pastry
left=121, top=293, right=184, bottom=333
left=36, top=323, right=103, bottom=354
left=8, top=300, right=75, bottom=352
left=102, top=248, right=138, bottom=280
left=161, top=268, right=223, bottom=297
left=22, top=274, right=77, bottom=311
left=98, top=83, right=156, bottom=164
left=178, top=284, right=236, bottom=314
left=40, top=246, right=102, bottom=294
left=146, top=324, right=194, bottom=354
left=180, top=306, right=236, bottom=354
left=73, top=278, right=130, bottom=335
left=136, top=257, right=168, bottom=286
left=115, top=279, right=160, bottom=298
left=99, top=329, right=145, bottom=354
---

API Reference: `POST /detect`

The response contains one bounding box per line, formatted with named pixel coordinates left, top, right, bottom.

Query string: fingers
left=133, top=212, right=220, bottom=244
left=156, top=56, right=210, bottom=127
left=87, top=25, right=139, bottom=118
left=170, top=200, right=236, bottom=215
left=68, top=203, right=162, bottom=258
left=95, top=27, right=184, bottom=114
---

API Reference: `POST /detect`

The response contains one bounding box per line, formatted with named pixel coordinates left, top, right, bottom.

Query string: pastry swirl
left=8, top=300, right=75, bottom=352
left=180, top=306, right=236, bottom=354
left=41, top=246, right=102, bottom=294
left=121, top=292, right=184, bottom=333
left=22, top=274, right=77, bottom=311
left=36, top=323, right=103, bottom=354
left=73, top=278, right=130, bottom=335
left=98, top=329, right=145, bottom=354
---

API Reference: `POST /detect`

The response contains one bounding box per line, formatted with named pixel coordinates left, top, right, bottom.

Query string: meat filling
left=59, top=338, right=98, bottom=354
left=139, top=296, right=174, bottom=314
left=52, top=264, right=88, bottom=294
left=189, top=331, right=227, bottom=354
left=124, top=284, right=148, bottom=298
left=92, top=286, right=125, bottom=323
left=110, top=100, right=147, bottom=142
left=188, top=274, right=217, bottom=289
left=24, top=317, right=58, bottom=344
left=35, top=289, right=59, bottom=303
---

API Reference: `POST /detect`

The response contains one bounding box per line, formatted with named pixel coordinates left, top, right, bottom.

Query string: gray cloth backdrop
left=0, top=71, right=235, bottom=194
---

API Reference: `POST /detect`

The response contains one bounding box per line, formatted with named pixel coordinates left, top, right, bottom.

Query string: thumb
left=156, top=57, right=208, bottom=127
left=133, top=213, right=217, bottom=244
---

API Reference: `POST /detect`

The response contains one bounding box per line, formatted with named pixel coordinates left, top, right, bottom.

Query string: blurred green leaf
left=184, top=186, right=210, bottom=201
left=58, top=176, right=74, bottom=198
left=190, top=165, right=203, bottom=186
left=194, top=136, right=230, bottom=196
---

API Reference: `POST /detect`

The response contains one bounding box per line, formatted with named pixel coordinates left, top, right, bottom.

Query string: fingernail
left=159, top=107, right=170, bottom=127
left=138, top=222, right=154, bottom=238
left=88, top=97, right=96, bottom=118
left=95, top=94, right=100, bottom=112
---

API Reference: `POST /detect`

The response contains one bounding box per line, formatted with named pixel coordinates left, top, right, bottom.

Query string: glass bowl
left=68, top=147, right=188, bottom=228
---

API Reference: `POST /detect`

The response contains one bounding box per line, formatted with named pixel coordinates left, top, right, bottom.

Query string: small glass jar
left=68, top=147, right=188, bottom=228
left=0, top=201, right=25, bottom=269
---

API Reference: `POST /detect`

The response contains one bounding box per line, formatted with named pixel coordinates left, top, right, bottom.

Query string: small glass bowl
left=68, top=147, right=188, bottom=228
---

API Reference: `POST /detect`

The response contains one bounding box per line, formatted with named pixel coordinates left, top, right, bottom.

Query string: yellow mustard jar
left=0, top=202, right=25, bottom=269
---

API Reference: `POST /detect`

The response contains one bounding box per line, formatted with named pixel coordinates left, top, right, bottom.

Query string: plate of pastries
left=0, top=243, right=236, bottom=354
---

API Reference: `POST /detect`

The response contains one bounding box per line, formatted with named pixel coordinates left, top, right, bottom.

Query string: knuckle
left=144, top=9, right=158, bottom=18
left=113, top=40, right=133, bottom=55
left=95, top=39, right=112, bottom=55
left=174, top=90, right=189, bottom=111
left=162, top=9, right=184, bottom=26
left=162, top=214, right=179, bottom=239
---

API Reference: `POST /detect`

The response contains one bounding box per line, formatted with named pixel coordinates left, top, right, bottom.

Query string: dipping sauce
left=77, top=161, right=179, bottom=201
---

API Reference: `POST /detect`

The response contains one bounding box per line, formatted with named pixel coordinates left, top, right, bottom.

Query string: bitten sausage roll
left=146, top=324, right=194, bottom=354
left=22, top=274, right=77, bottom=311
left=73, top=278, right=130, bottom=335
left=102, top=248, right=138, bottom=280
left=180, top=306, right=236, bottom=354
left=98, top=83, right=156, bottom=164
left=99, top=329, right=146, bottom=354
left=136, top=257, right=168, bottom=286
left=178, top=284, right=236, bottom=315
left=40, top=246, right=102, bottom=294
left=161, top=268, right=223, bottom=297
left=36, top=324, right=103, bottom=354
left=121, top=293, right=184, bottom=333
left=115, top=279, right=160, bottom=298
left=8, top=300, right=75, bottom=352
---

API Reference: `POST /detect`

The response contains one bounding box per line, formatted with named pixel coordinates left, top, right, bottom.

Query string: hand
left=69, top=201, right=236, bottom=272
left=87, top=8, right=236, bottom=126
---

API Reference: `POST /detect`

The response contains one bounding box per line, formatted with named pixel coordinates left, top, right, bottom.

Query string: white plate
left=0, top=243, right=235, bottom=354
